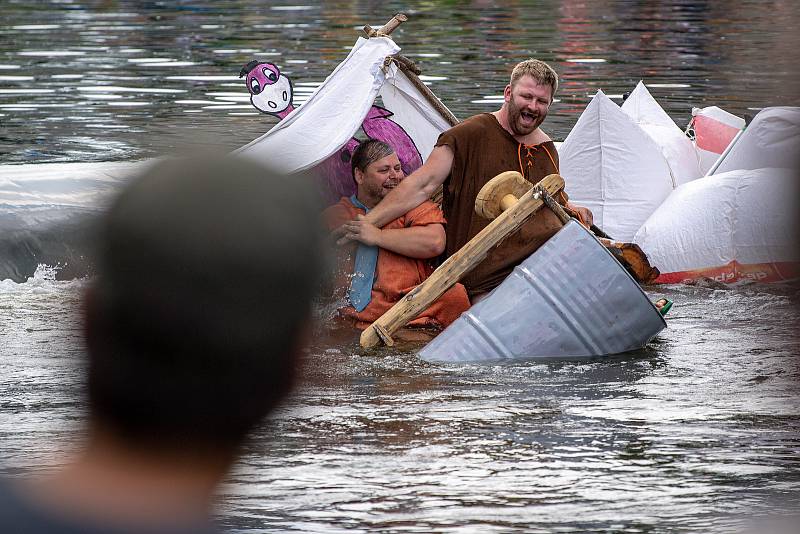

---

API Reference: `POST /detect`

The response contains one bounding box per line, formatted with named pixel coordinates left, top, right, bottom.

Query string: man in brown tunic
left=337, top=59, right=593, bottom=300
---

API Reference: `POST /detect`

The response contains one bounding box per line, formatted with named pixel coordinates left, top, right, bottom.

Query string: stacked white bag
left=560, top=84, right=799, bottom=284
left=560, top=89, right=670, bottom=241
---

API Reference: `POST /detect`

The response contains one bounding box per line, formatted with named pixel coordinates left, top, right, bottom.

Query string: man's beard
left=507, top=98, right=545, bottom=136
left=361, top=179, right=397, bottom=207
left=360, top=181, right=385, bottom=207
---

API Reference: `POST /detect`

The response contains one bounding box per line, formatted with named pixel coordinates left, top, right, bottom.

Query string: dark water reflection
left=2, top=1, right=800, bottom=532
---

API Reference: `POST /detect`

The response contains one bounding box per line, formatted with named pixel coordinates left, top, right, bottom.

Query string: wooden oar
left=360, top=172, right=565, bottom=348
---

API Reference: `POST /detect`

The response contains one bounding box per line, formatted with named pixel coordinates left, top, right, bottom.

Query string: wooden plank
left=360, top=173, right=565, bottom=348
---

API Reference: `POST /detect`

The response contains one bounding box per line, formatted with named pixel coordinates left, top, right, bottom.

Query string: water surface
left=1, top=2, right=799, bottom=532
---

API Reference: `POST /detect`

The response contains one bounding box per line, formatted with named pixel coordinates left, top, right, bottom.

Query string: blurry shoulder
left=322, top=198, right=358, bottom=229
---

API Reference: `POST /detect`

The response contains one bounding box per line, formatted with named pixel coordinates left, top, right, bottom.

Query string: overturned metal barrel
left=418, top=220, right=666, bottom=363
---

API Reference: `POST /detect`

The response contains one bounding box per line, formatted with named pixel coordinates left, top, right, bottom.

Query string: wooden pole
left=362, top=13, right=459, bottom=128
left=360, top=173, right=565, bottom=348
left=392, top=56, right=459, bottom=127
left=537, top=186, right=571, bottom=225
left=363, top=13, right=408, bottom=38
left=362, top=13, right=457, bottom=203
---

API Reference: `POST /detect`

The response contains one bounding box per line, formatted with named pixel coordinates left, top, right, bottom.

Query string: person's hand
left=331, top=223, right=351, bottom=246
left=337, top=214, right=382, bottom=247
left=567, top=202, right=593, bottom=228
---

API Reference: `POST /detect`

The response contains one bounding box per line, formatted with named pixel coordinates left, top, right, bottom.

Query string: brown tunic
left=436, top=113, right=567, bottom=298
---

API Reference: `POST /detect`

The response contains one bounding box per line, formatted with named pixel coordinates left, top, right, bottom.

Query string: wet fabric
left=324, top=198, right=470, bottom=330
left=347, top=195, right=378, bottom=312
left=435, top=113, right=566, bottom=298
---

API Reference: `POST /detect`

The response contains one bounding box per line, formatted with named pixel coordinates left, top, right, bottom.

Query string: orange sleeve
left=403, top=200, right=446, bottom=228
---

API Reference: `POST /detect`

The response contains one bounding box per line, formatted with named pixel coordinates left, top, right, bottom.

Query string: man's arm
left=340, top=216, right=445, bottom=259
left=565, top=202, right=593, bottom=227
left=335, top=145, right=454, bottom=244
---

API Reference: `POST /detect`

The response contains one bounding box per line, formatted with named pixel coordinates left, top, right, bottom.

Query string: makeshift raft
left=354, top=165, right=666, bottom=360
left=419, top=220, right=666, bottom=363
left=254, top=15, right=663, bottom=360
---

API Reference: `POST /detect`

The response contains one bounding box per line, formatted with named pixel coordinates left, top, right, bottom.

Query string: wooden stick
left=392, top=56, right=459, bottom=127
left=536, top=186, right=571, bottom=225
left=363, top=13, right=408, bottom=38
left=392, top=54, right=421, bottom=75
left=363, top=14, right=457, bottom=126
left=360, top=173, right=565, bottom=348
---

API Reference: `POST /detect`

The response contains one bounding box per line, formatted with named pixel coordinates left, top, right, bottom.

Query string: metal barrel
left=418, top=220, right=666, bottom=363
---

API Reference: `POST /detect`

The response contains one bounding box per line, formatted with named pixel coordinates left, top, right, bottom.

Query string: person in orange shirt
left=324, top=139, right=470, bottom=334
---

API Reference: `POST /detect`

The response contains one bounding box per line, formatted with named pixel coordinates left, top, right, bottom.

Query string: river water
left=1, top=1, right=800, bottom=533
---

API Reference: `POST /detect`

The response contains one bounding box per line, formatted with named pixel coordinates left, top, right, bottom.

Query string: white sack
left=236, top=37, right=400, bottom=173
left=712, top=107, right=800, bottom=175
left=559, top=90, right=674, bottom=241
left=691, top=106, right=745, bottom=175
left=621, top=81, right=701, bottom=187
left=633, top=167, right=800, bottom=282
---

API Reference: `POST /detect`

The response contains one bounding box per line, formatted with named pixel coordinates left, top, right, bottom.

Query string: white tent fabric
left=236, top=37, right=400, bottom=173
left=379, top=63, right=453, bottom=162
left=633, top=167, right=800, bottom=283
left=559, top=90, right=675, bottom=241
left=620, top=81, right=701, bottom=187
left=711, top=107, right=800, bottom=175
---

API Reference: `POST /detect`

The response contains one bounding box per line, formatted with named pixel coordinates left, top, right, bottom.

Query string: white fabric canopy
left=559, top=90, right=674, bottom=241
left=233, top=37, right=450, bottom=193
left=236, top=37, right=400, bottom=173
left=379, top=63, right=453, bottom=162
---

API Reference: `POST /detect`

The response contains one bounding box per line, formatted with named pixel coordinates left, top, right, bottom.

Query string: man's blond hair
left=509, top=59, right=558, bottom=100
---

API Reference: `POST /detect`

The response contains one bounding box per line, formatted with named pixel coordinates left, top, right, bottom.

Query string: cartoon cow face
left=239, top=60, right=294, bottom=117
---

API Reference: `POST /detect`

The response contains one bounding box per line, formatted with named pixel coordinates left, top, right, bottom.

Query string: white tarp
left=379, top=63, right=453, bottom=161
left=236, top=37, right=400, bottom=173
left=633, top=167, right=800, bottom=283
left=559, top=90, right=674, bottom=241
left=711, top=106, right=800, bottom=175
left=620, top=81, right=701, bottom=187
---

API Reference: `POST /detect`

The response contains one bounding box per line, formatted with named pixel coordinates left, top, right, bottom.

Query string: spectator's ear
left=354, top=167, right=365, bottom=186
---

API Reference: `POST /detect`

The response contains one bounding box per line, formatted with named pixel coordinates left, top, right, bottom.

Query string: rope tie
left=517, top=143, right=560, bottom=181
